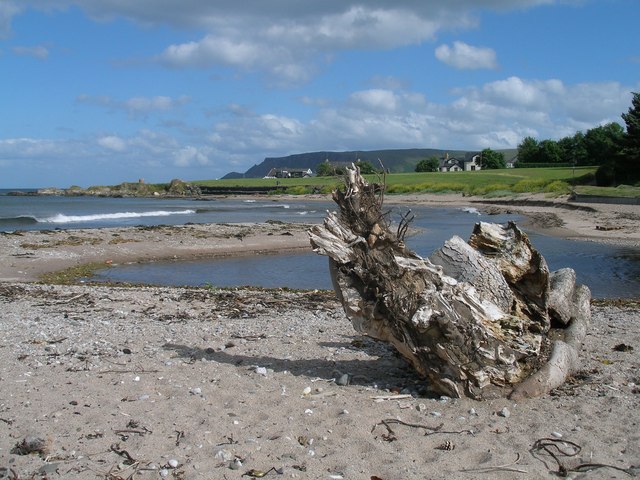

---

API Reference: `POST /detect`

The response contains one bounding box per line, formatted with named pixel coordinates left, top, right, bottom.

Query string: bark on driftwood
left=309, top=166, right=590, bottom=400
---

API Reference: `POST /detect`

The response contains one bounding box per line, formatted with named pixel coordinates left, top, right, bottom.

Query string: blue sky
left=1, top=0, right=638, bottom=188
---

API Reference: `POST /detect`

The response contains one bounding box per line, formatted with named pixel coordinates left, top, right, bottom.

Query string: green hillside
left=225, top=148, right=488, bottom=179
left=197, top=166, right=597, bottom=197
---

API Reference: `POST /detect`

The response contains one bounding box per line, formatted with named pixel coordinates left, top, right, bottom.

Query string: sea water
left=0, top=190, right=326, bottom=230
left=1, top=190, right=638, bottom=298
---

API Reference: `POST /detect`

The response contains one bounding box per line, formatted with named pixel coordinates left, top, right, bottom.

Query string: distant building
left=439, top=152, right=481, bottom=172
left=506, top=154, right=518, bottom=168
left=264, top=168, right=313, bottom=179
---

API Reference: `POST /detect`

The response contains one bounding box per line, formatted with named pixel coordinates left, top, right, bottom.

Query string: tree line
left=517, top=92, right=639, bottom=185
left=414, top=92, right=639, bottom=186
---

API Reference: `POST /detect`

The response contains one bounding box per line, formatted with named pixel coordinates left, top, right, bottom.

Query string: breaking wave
left=40, top=209, right=196, bottom=224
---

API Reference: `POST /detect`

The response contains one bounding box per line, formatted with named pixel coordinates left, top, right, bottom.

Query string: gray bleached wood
left=309, top=166, right=590, bottom=399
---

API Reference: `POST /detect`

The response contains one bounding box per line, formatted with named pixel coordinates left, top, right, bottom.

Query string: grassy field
left=574, top=184, right=640, bottom=198
left=194, top=167, right=600, bottom=197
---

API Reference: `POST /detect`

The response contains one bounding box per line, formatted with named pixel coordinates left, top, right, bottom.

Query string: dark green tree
left=315, top=161, right=334, bottom=177
left=415, top=156, right=440, bottom=172
left=517, top=136, right=540, bottom=163
left=538, top=139, right=563, bottom=163
left=558, top=132, right=588, bottom=166
left=480, top=148, right=506, bottom=169
left=584, top=122, right=624, bottom=165
left=614, top=91, right=640, bottom=184
left=621, top=92, right=640, bottom=149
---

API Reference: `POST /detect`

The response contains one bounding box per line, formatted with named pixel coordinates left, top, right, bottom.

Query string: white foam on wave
left=461, top=207, right=481, bottom=215
left=41, top=209, right=196, bottom=224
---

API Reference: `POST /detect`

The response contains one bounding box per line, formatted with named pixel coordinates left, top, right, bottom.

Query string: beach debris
left=435, top=440, right=455, bottom=451
left=459, top=453, right=527, bottom=474
left=109, top=443, right=137, bottom=465
left=371, top=418, right=473, bottom=440
left=309, top=165, right=591, bottom=400
left=613, top=343, right=634, bottom=352
left=11, top=436, right=48, bottom=456
left=242, top=467, right=279, bottom=477
left=530, top=437, right=637, bottom=477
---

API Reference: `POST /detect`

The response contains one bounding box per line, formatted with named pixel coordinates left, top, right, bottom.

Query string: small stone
left=159, top=469, right=169, bottom=477
left=168, top=459, right=179, bottom=468
left=498, top=407, right=511, bottom=418
left=214, top=449, right=233, bottom=462
left=133, top=376, right=140, bottom=382
left=190, top=387, right=202, bottom=395
left=304, top=409, right=313, bottom=415
left=430, top=411, right=442, bottom=417
left=468, top=408, right=477, bottom=416
left=302, top=386, right=311, bottom=396
left=336, top=374, right=350, bottom=386
left=551, top=431, right=563, bottom=438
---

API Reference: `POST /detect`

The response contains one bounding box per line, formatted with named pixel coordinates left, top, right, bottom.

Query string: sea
left=1, top=189, right=639, bottom=299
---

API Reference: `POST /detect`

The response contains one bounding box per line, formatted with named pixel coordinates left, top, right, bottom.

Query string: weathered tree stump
left=309, top=166, right=590, bottom=400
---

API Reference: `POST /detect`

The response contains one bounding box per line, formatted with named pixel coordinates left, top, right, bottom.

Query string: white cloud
left=204, top=79, right=634, bottom=157
left=349, top=89, right=399, bottom=112
left=174, top=145, right=211, bottom=167
left=0, top=1, right=21, bottom=38
left=37, top=1, right=549, bottom=84
left=435, top=41, right=497, bottom=70
left=6, top=1, right=564, bottom=84
left=97, top=135, right=126, bottom=151
left=12, top=45, right=49, bottom=59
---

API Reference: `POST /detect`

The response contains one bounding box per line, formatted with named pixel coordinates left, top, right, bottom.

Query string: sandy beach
left=1, top=192, right=639, bottom=479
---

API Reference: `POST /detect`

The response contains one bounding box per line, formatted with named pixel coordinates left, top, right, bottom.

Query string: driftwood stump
left=309, top=166, right=590, bottom=400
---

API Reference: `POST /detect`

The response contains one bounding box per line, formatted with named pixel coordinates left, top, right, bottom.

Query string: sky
left=1, top=0, right=639, bottom=188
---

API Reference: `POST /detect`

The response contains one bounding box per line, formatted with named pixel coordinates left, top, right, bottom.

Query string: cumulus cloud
left=174, top=145, right=211, bottom=167
left=206, top=79, right=634, bottom=157
left=2, top=77, right=634, bottom=184
left=11, top=1, right=554, bottom=84
left=435, top=41, right=497, bottom=70
left=349, top=89, right=399, bottom=112
left=5, top=1, right=562, bottom=84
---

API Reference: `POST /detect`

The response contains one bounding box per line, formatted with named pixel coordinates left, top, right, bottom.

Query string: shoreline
left=1, top=192, right=638, bottom=284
